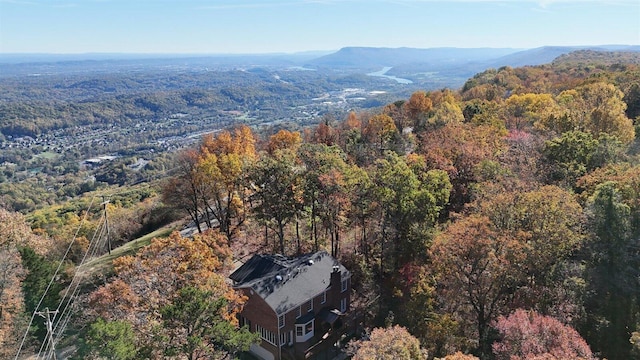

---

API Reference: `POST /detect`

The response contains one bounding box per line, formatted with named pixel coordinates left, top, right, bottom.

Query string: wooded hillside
left=3, top=51, right=640, bottom=359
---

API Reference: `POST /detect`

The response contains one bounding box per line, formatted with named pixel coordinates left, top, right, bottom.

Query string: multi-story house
left=229, top=251, right=351, bottom=360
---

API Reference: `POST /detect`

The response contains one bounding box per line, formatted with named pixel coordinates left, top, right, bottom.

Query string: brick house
left=230, top=251, right=351, bottom=360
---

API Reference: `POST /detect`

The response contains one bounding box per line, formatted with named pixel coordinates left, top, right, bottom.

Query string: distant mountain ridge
left=307, top=45, right=640, bottom=70
left=2, top=45, right=638, bottom=89
left=485, top=45, right=640, bottom=68
left=307, top=47, right=522, bottom=68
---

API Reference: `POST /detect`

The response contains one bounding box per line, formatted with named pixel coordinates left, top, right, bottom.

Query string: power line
left=15, top=162, right=182, bottom=359
left=102, top=196, right=111, bottom=255
left=14, top=196, right=97, bottom=360
left=49, top=214, right=109, bottom=351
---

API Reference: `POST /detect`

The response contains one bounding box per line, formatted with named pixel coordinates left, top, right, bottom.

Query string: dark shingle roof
left=230, top=251, right=349, bottom=315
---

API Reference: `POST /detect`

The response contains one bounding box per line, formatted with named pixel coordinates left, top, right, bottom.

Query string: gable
left=231, top=251, right=350, bottom=315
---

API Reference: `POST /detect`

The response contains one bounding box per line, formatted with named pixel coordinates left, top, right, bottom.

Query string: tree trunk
left=311, top=202, right=320, bottom=251
left=278, top=220, right=285, bottom=255
left=477, top=309, right=490, bottom=359
left=296, top=217, right=301, bottom=255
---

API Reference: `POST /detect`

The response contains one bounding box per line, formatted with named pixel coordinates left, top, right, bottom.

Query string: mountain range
left=2, top=45, right=639, bottom=89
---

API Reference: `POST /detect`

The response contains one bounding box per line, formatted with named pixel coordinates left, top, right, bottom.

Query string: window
left=296, top=306, right=301, bottom=319
left=295, top=319, right=314, bottom=342
left=341, top=278, right=348, bottom=292
left=280, top=332, right=287, bottom=347
left=278, top=314, right=285, bottom=328
left=256, top=325, right=277, bottom=346
left=240, top=316, right=251, bottom=330
left=340, top=297, right=347, bottom=313
left=320, top=290, right=327, bottom=304
left=307, top=299, right=313, bottom=313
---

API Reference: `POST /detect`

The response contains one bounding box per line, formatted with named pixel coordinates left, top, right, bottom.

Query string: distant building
left=230, top=251, right=351, bottom=360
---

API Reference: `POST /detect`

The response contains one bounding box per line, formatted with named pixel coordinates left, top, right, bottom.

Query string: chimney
left=330, top=265, right=341, bottom=289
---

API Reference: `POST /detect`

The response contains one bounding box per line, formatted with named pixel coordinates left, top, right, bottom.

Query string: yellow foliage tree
left=545, top=82, right=635, bottom=143
left=353, top=325, right=425, bottom=360
left=364, top=113, right=397, bottom=150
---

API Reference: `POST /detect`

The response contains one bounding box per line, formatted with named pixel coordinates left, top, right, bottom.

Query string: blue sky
left=0, top=0, right=638, bottom=54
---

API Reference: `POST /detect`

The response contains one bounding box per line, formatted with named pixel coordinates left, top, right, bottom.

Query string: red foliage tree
left=492, top=309, right=594, bottom=360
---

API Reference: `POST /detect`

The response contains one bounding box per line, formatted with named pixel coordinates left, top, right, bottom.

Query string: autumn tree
left=196, top=126, right=257, bottom=242
left=86, top=230, right=253, bottom=359
left=162, top=126, right=256, bottom=240
left=444, top=353, right=479, bottom=360
left=404, top=91, right=433, bottom=126
left=492, top=309, right=594, bottom=360
left=373, top=152, right=451, bottom=272
left=162, top=150, right=205, bottom=233
left=382, top=100, right=410, bottom=132
left=338, top=111, right=363, bottom=156
left=249, top=149, right=303, bottom=254
left=503, top=93, right=559, bottom=130
left=0, top=245, right=24, bottom=358
left=476, top=186, right=585, bottom=281
left=160, top=286, right=259, bottom=360
left=419, top=122, right=505, bottom=211
left=363, top=113, right=397, bottom=151
left=298, top=144, right=353, bottom=255
left=313, top=120, right=337, bottom=146
left=352, top=325, right=426, bottom=360
left=393, top=263, right=466, bottom=357
left=431, top=215, right=526, bottom=358
left=0, top=209, right=61, bottom=355
left=267, top=129, right=302, bottom=154
left=544, top=82, right=635, bottom=143
left=427, top=91, right=465, bottom=128
left=0, top=210, right=29, bottom=358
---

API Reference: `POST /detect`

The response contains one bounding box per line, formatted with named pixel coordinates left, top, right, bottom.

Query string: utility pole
left=36, top=308, right=58, bottom=360
left=102, top=196, right=111, bottom=254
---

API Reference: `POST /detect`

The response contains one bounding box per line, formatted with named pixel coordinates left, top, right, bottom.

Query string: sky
left=0, top=0, right=639, bottom=54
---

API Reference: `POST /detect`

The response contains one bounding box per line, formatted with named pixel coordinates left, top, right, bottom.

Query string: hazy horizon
left=1, top=0, right=638, bottom=55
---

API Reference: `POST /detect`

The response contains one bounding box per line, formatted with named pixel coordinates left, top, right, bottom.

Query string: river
left=367, top=67, right=413, bottom=84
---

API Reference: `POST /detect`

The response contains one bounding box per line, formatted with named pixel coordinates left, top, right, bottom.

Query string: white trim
left=295, top=319, right=314, bottom=342
left=256, top=324, right=277, bottom=346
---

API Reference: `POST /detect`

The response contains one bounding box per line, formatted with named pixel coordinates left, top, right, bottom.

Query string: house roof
left=230, top=251, right=350, bottom=315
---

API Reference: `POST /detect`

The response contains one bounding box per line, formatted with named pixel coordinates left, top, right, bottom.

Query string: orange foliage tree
left=431, top=215, right=526, bottom=358
left=87, top=230, right=253, bottom=359
left=267, top=129, right=302, bottom=154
